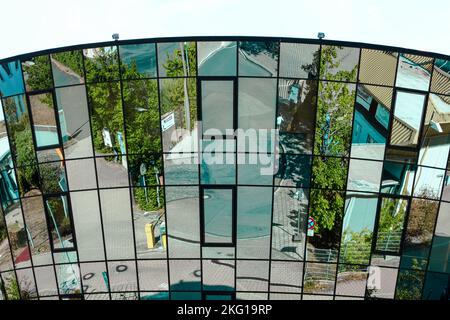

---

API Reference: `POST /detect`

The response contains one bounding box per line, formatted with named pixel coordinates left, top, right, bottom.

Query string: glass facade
left=0, top=37, right=449, bottom=300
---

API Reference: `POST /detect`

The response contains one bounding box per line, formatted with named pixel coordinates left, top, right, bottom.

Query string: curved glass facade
left=0, top=37, right=449, bottom=300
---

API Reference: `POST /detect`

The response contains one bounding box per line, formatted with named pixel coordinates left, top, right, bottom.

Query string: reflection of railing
left=306, top=247, right=338, bottom=263
left=376, top=231, right=403, bottom=252
left=304, top=263, right=336, bottom=282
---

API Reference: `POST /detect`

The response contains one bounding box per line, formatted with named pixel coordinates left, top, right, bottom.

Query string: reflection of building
left=0, top=136, right=18, bottom=210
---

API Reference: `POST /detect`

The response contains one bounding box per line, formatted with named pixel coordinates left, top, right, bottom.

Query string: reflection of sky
left=396, top=55, right=431, bottom=91
left=394, top=91, right=425, bottom=129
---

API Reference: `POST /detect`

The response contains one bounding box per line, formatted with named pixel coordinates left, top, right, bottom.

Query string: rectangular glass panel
left=428, top=202, right=450, bottom=273
left=0, top=60, right=25, bottom=97
left=269, top=261, right=303, bottom=293
left=45, top=195, right=75, bottom=251
left=120, top=43, right=157, bottom=79
left=55, top=85, right=93, bottom=159
left=303, top=262, right=337, bottom=295
left=137, top=260, right=168, bottom=291
left=169, top=260, right=201, bottom=291
left=390, top=91, right=426, bottom=147
left=203, top=188, right=233, bottom=245
left=335, top=265, right=368, bottom=297
left=22, top=55, right=53, bottom=92
left=396, top=53, right=432, bottom=91
left=51, top=50, right=84, bottom=86
left=279, top=42, right=320, bottom=79
left=358, top=49, right=397, bottom=86
left=55, top=263, right=81, bottom=295
left=15, top=268, right=37, bottom=299
left=236, top=260, right=269, bottom=292
left=431, top=58, right=450, bottom=95
left=347, top=159, right=382, bottom=193
left=201, top=80, right=234, bottom=135
left=413, top=166, right=444, bottom=199
left=34, top=266, right=58, bottom=296
left=157, top=42, right=196, bottom=77
left=80, top=262, right=108, bottom=294
left=198, top=41, right=237, bottom=76
left=238, top=41, right=279, bottom=77
left=107, top=260, right=137, bottom=292
left=83, top=46, right=120, bottom=82
left=375, top=197, right=408, bottom=254
left=320, top=46, right=359, bottom=82
left=71, top=191, right=105, bottom=261
left=202, top=259, right=235, bottom=291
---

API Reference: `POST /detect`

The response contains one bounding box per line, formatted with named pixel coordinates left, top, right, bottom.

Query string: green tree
left=22, top=55, right=53, bottom=91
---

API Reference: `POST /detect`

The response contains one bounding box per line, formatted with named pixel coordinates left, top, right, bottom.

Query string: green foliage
left=163, top=42, right=197, bottom=77
left=4, top=277, right=21, bottom=300
left=0, top=217, right=6, bottom=242
left=84, top=47, right=120, bottom=82
left=239, top=41, right=279, bottom=58
left=39, top=161, right=63, bottom=194
left=133, top=187, right=165, bottom=212
left=22, top=55, right=52, bottom=91
left=395, top=263, right=425, bottom=300
left=339, top=228, right=373, bottom=266
left=378, top=198, right=407, bottom=233
left=47, top=198, right=72, bottom=238
left=308, top=46, right=357, bottom=248
left=51, top=50, right=84, bottom=77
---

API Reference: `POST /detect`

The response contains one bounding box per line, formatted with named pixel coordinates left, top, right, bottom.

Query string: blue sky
left=0, top=0, right=449, bottom=59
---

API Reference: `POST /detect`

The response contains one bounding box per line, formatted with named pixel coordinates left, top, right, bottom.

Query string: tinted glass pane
left=380, top=161, right=415, bottom=196
left=120, top=43, right=157, bottom=79
left=320, top=46, right=359, bottom=82
left=347, top=159, right=382, bottom=193
left=358, top=50, right=397, bottom=86
left=198, top=41, right=237, bottom=76
left=201, top=80, right=234, bottom=135
left=303, top=262, right=336, bottom=295
left=203, top=188, right=233, bottom=244
left=45, top=195, right=74, bottom=251
left=238, top=41, right=279, bottom=77
left=375, top=197, right=408, bottom=254
left=279, top=42, right=320, bottom=79
left=431, top=58, right=450, bottom=95
left=202, top=259, right=234, bottom=291
left=413, top=166, right=444, bottom=199
left=395, top=269, right=425, bottom=300
left=390, top=91, right=426, bottom=147
left=84, top=46, right=120, bottom=82
left=0, top=60, right=25, bottom=97
left=51, top=50, right=84, bottom=86
left=396, top=53, right=432, bottom=91
left=169, top=260, right=201, bottom=291
left=157, top=42, right=196, bottom=77
left=22, top=55, right=53, bottom=92
left=428, top=202, right=450, bottom=273
left=236, top=260, right=269, bottom=292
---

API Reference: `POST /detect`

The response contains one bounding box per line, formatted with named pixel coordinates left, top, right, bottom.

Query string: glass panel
left=87, top=82, right=125, bottom=157
left=279, top=42, right=320, bottom=79
left=442, top=160, right=450, bottom=202
left=401, top=198, right=438, bottom=270
left=428, top=202, right=450, bottom=273
left=34, top=266, right=58, bottom=297
left=380, top=161, right=416, bottom=196
left=390, top=91, right=426, bottom=147
left=15, top=268, right=37, bottom=299
left=314, top=82, right=356, bottom=157
left=270, top=293, right=301, bottom=300
left=307, top=189, right=345, bottom=262
left=163, top=153, right=199, bottom=185
left=238, top=153, right=275, bottom=186
left=165, top=186, right=200, bottom=258
left=202, top=259, right=235, bottom=291
left=335, top=265, right=368, bottom=297
left=277, top=79, right=317, bottom=155
left=395, top=269, right=425, bottom=300
left=45, top=195, right=75, bottom=251
left=367, top=266, right=398, bottom=299
left=350, top=85, right=392, bottom=161
left=140, top=291, right=169, bottom=300
left=339, top=192, right=378, bottom=266
left=51, top=50, right=84, bottom=87
left=38, top=156, right=67, bottom=194
left=4, top=201, right=32, bottom=269
left=396, top=53, right=432, bottom=91
left=418, top=94, right=450, bottom=169
left=202, top=246, right=235, bottom=260
left=80, top=262, right=109, bottom=294
left=21, top=196, right=53, bottom=265
left=169, top=260, right=201, bottom=291
left=55, top=263, right=81, bottom=295
left=236, top=260, right=269, bottom=292
left=122, top=79, right=161, bottom=154
left=137, top=260, right=168, bottom=291
left=120, top=43, right=157, bottom=79
left=311, top=156, right=348, bottom=190
left=159, top=78, right=197, bottom=153
left=303, top=262, right=336, bottom=295
left=198, top=41, right=237, bottom=76
left=269, top=261, right=303, bottom=293
left=107, top=260, right=137, bottom=292
left=0, top=60, right=25, bottom=97
left=22, top=55, right=53, bottom=92
left=238, top=41, right=279, bottom=77
left=358, top=50, right=398, bottom=86
left=203, top=188, right=233, bottom=245
left=347, top=159, right=382, bottom=193
left=236, top=292, right=268, bottom=300
left=83, top=46, right=120, bottom=83
left=320, top=46, right=359, bottom=82
left=201, top=80, right=234, bottom=135
left=99, top=188, right=134, bottom=260
left=71, top=191, right=104, bottom=262
left=271, top=187, right=308, bottom=261
left=65, top=158, right=97, bottom=191
left=55, top=85, right=93, bottom=159
left=95, top=156, right=129, bottom=189
left=1, top=271, right=19, bottom=300
left=375, top=197, right=408, bottom=254
left=0, top=215, right=13, bottom=271
left=422, top=272, right=450, bottom=300
left=201, top=139, right=235, bottom=185
left=157, top=42, right=196, bottom=77
left=131, top=187, right=166, bottom=259
left=274, top=154, right=311, bottom=188
left=431, top=58, right=450, bottom=95
left=237, top=187, right=272, bottom=259
left=2, top=95, right=36, bottom=167
left=370, top=254, right=400, bottom=268
left=413, top=166, right=444, bottom=199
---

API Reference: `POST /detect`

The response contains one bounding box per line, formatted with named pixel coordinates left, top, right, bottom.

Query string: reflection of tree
left=395, top=263, right=424, bottom=300
left=239, top=41, right=279, bottom=59
left=52, top=51, right=84, bottom=77
left=22, top=55, right=52, bottom=91
left=406, top=195, right=438, bottom=244
left=340, top=228, right=372, bottom=266
left=309, top=46, right=357, bottom=249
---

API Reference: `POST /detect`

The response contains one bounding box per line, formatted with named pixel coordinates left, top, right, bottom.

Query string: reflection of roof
left=359, top=50, right=397, bottom=86
left=362, top=84, right=392, bottom=110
